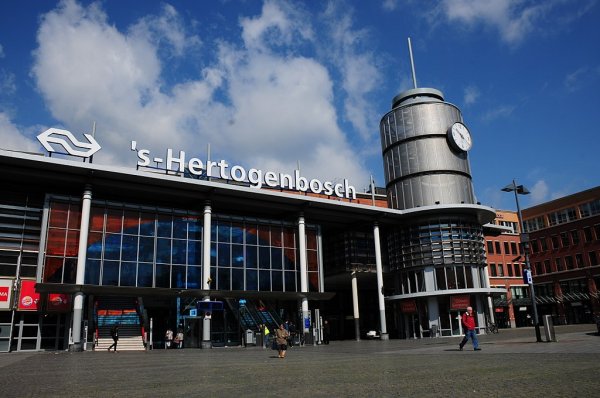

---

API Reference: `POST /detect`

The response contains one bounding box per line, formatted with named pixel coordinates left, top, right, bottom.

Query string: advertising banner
left=18, top=280, right=40, bottom=311
left=450, top=294, right=471, bottom=310
left=48, top=293, right=71, bottom=312
left=399, top=299, right=417, bottom=313
left=0, top=279, right=14, bottom=310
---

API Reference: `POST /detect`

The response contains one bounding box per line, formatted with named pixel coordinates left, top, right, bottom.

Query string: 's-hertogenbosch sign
left=35, top=129, right=356, bottom=199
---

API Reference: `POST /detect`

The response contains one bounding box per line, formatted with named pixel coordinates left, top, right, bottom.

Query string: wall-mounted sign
left=0, top=279, right=14, bottom=310
left=18, top=280, right=40, bottom=311
left=37, top=128, right=101, bottom=158
left=47, top=293, right=71, bottom=312
left=400, top=299, right=417, bottom=313
left=131, top=141, right=357, bottom=199
left=450, top=294, right=471, bottom=310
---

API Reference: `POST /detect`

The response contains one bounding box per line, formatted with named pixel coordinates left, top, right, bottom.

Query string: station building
left=0, top=85, right=503, bottom=352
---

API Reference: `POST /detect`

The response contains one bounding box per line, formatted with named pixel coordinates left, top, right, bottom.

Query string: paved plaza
left=1, top=324, right=599, bottom=397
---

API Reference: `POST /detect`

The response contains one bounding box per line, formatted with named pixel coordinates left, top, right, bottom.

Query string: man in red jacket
left=459, top=306, right=481, bottom=351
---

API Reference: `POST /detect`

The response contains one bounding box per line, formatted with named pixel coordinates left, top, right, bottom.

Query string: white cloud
left=564, top=66, right=600, bottom=93
left=0, top=113, right=42, bottom=153
left=0, top=71, right=16, bottom=96
left=463, top=85, right=480, bottom=105
left=30, top=0, right=370, bottom=186
left=481, top=104, right=515, bottom=121
left=529, top=179, right=549, bottom=204
left=0, top=43, right=4, bottom=58
left=382, top=0, right=399, bottom=11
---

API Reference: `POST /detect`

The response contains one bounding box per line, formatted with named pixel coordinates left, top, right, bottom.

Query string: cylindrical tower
left=380, top=88, right=475, bottom=210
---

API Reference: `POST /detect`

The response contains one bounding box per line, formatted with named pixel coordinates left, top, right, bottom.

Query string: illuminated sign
left=132, top=141, right=357, bottom=199
left=37, top=128, right=101, bottom=158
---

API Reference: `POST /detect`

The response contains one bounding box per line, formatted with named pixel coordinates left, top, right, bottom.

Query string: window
left=511, top=242, right=518, bottom=255
left=575, top=253, right=583, bottom=268
left=495, top=241, right=501, bottom=254
left=594, top=225, right=600, bottom=241
left=489, top=263, right=497, bottom=277
left=584, top=227, right=593, bottom=242
left=530, top=239, right=538, bottom=254
left=507, top=263, right=514, bottom=277
left=579, top=199, right=600, bottom=218
left=497, top=263, right=504, bottom=277
left=486, top=240, right=494, bottom=254
left=589, top=251, right=598, bottom=266
left=539, top=237, right=548, bottom=251
left=565, top=256, right=574, bottom=270
left=555, top=258, right=563, bottom=272
left=570, top=230, right=580, bottom=246
left=504, top=241, right=510, bottom=255
left=548, top=208, right=577, bottom=226
left=543, top=260, right=551, bottom=274
left=514, top=263, right=522, bottom=277
left=560, top=232, right=570, bottom=247
left=534, top=262, right=541, bottom=275
left=551, top=235, right=560, bottom=250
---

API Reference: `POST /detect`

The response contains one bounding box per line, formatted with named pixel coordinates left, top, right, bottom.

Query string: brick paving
left=0, top=324, right=599, bottom=397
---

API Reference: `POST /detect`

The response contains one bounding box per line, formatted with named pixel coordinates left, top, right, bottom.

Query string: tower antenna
left=407, top=37, right=418, bottom=89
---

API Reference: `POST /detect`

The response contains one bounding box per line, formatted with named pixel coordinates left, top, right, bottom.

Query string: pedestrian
left=164, top=328, right=173, bottom=349
left=275, top=323, right=290, bottom=358
left=175, top=329, right=184, bottom=348
left=108, top=324, right=119, bottom=352
left=288, top=321, right=296, bottom=347
left=459, top=306, right=481, bottom=351
left=323, top=320, right=330, bottom=345
left=263, top=324, right=271, bottom=349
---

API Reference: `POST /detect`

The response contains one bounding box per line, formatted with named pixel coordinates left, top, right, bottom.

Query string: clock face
left=448, top=122, right=472, bottom=152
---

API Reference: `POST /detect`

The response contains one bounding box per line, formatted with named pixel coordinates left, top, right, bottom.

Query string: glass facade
left=42, top=199, right=320, bottom=292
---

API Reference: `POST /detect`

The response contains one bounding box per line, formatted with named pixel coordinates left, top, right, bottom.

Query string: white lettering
left=295, top=170, right=308, bottom=192
left=309, top=179, right=323, bottom=194
left=334, top=183, right=344, bottom=197
left=344, top=179, right=357, bottom=199
left=206, top=160, right=217, bottom=177
left=217, top=159, right=229, bottom=179
left=137, top=149, right=150, bottom=167
left=248, top=169, right=263, bottom=189
left=264, top=171, right=278, bottom=187
left=167, top=149, right=186, bottom=172
left=188, top=158, right=204, bottom=175
left=280, top=173, right=293, bottom=189
left=231, top=165, right=246, bottom=182
left=323, top=181, right=334, bottom=196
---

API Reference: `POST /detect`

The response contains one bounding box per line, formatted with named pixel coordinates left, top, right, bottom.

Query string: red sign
left=450, top=295, right=471, bottom=310
left=48, top=293, right=71, bottom=312
left=495, top=307, right=505, bottom=313
left=0, top=287, right=8, bottom=302
left=400, top=299, right=417, bottom=313
left=18, top=280, right=40, bottom=311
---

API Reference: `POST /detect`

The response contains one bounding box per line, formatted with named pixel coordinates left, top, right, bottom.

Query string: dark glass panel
left=308, top=272, right=319, bottom=292
left=105, top=209, right=122, bottom=233
left=121, top=235, right=138, bottom=262
left=210, top=266, right=216, bottom=289
left=272, top=270, right=282, bottom=291
left=218, top=222, right=231, bottom=243
left=307, top=250, right=318, bottom=272
left=104, top=233, right=122, bottom=261
left=257, top=225, right=270, bottom=246
left=46, top=228, right=66, bottom=256
left=283, top=228, right=295, bottom=248
left=259, top=246, right=270, bottom=269
left=211, top=223, right=217, bottom=242
left=246, top=269, right=258, bottom=290
left=85, top=259, right=100, bottom=285
left=259, top=270, right=271, bottom=291
left=246, top=246, right=257, bottom=269
left=271, top=247, right=282, bottom=270
left=172, top=265, right=186, bottom=288
left=218, top=267, right=230, bottom=290
left=89, top=207, right=104, bottom=232
left=155, top=264, right=170, bottom=288
left=157, top=214, right=172, bottom=238
left=270, top=226, right=282, bottom=247
left=137, top=263, right=153, bottom=287
left=120, top=262, right=137, bottom=286
left=186, top=265, right=201, bottom=289
left=172, top=239, right=187, bottom=264
left=102, top=261, right=119, bottom=286
left=139, top=212, right=156, bottom=237
left=245, top=225, right=258, bottom=245
left=231, top=244, right=244, bottom=268
left=284, top=271, right=296, bottom=292
left=49, top=202, right=69, bottom=228
left=210, top=243, right=217, bottom=266
left=231, top=223, right=244, bottom=244
left=62, top=258, right=77, bottom=284
left=232, top=268, right=244, bottom=290
left=156, top=238, right=171, bottom=264
left=86, top=232, right=103, bottom=259
left=122, top=210, right=140, bottom=234
left=65, top=230, right=80, bottom=257
left=218, top=243, right=230, bottom=267
left=138, top=237, right=155, bottom=262
left=172, top=215, right=188, bottom=239
left=284, top=248, right=296, bottom=270
left=188, top=240, right=202, bottom=265
left=44, top=257, right=63, bottom=283
left=188, top=217, right=202, bottom=240
left=306, top=230, right=317, bottom=250
left=67, top=204, right=81, bottom=229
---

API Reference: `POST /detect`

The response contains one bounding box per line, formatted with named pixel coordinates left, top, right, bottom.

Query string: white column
left=351, top=271, right=360, bottom=341
left=201, top=201, right=212, bottom=349
left=373, top=222, right=388, bottom=340
left=317, top=225, right=324, bottom=293
left=298, top=214, right=309, bottom=334
left=71, top=184, right=92, bottom=350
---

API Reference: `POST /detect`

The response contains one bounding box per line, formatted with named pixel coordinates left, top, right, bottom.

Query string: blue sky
left=0, top=0, right=599, bottom=211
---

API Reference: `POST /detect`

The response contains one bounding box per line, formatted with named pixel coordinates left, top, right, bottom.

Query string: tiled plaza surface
left=1, top=324, right=599, bottom=397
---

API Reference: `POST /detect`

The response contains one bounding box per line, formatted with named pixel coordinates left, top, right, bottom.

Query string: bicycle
left=485, top=322, right=499, bottom=334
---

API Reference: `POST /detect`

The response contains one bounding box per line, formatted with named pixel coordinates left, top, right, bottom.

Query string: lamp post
left=502, top=179, right=543, bottom=342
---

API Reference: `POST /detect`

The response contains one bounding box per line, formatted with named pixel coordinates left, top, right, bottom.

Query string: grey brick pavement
left=0, top=325, right=599, bottom=397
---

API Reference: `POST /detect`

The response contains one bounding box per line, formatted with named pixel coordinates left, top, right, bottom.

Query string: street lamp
left=502, top=179, right=543, bottom=342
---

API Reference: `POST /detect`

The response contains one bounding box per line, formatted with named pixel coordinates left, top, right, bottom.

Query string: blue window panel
left=86, top=239, right=103, bottom=260
left=232, top=268, right=244, bottom=290
left=210, top=266, right=216, bottom=288
left=172, top=239, right=187, bottom=264
left=246, top=246, right=257, bottom=269
left=188, top=220, right=202, bottom=240
left=246, top=269, right=257, bottom=291
left=137, top=262, right=153, bottom=287
left=85, top=259, right=101, bottom=285
left=120, top=262, right=136, bottom=286
left=121, top=235, right=138, bottom=262
left=284, top=271, right=296, bottom=292
left=186, top=266, right=201, bottom=289
left=172, top=265, right=186, bottom=288
left=188, top=240, right=202, bottom=265
left=102, top=261, right=119, bottom=286
left=155, top=264, right=170, bottom=288
left=218, top=223, right=231, bottom=243
left=218, top=243, right=230, bottom=267
left=284, top=249, right=296, bottom=270
left=272, top=270, right=282, bottom=291
left=259, top=270, right=270, bottom=291
left=173, top=216, right=188, bottom=239
left=104, top=233, right=122, bottom=260
left=138, top=237, right=155, bottom=262
left=156, top=238, right=171, bottom=264
left=157, top=215, right=172, bottom=238
left=210, top=243, right=217, bottom=266
left=245, top=226, right=258, bottom=245
left=63, top=258, right=77, bottom=284
left=139, top=214, right=155, bottom=236
left=231, top=244, right=244, bottom=268
left=218, top=267, right=230, bottom=290
left=231, top=224, right=243, bottom=244
left=271, top=247, right=282, bottom=270
left=259, top=246, right=270, bottom=269
left=210, top=223, right=217, bottom=242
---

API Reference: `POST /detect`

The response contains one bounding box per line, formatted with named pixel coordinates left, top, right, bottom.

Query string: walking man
left=459, top=307, right=481, bottom=351
left=108, top=324, right=119, bottom=352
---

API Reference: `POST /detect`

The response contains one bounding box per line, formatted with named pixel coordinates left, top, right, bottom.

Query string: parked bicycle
left=485, top=321, right=499, bottom=334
